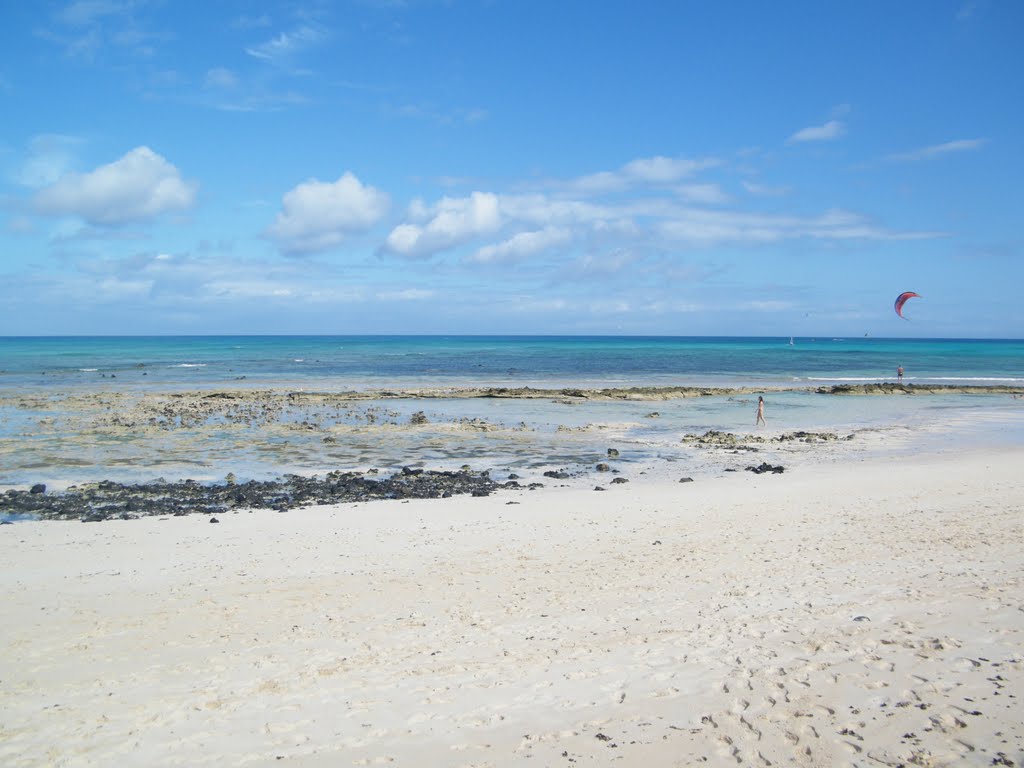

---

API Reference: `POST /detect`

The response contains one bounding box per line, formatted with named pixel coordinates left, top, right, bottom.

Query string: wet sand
left=1, top=446, right=1021, bottom=767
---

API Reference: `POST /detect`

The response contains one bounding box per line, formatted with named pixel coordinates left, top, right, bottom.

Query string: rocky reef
left=1, top=468, right=518, bottom=522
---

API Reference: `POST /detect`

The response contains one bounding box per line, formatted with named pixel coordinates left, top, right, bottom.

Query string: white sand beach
left=1, top=448, right=1022, bottom=767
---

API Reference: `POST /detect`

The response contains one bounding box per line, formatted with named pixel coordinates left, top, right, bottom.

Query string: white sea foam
left=805, top=375, right=1024, bottom=383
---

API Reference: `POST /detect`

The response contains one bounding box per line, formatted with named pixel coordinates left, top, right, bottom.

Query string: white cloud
left=34, top=146, right=197, bottom=225
left=742, top=180, right=792, bottom=197
left=266, top=172, right=390, bottom=255
left=246, top=25, right=324, bottom=64
left=377, top=288, right=435, bottom=301
left=743, top=299, right=794, bottom=312
left=657, top=207, right=940, bottom=244
left=570, top=249, right=641, bottom=278
left=675, top=183, right=728, bottom=204
left=381, top=155, right=941, bottom=265
left=15, top=134, right=82, bottom=188
left=885, top=138, right=987, bottom=162
left=623, top=156, right=714, bottom=183
left=468, top=226, right=571, bottom=264
left=383, top=192, right=501, bottom=258
left=499, top=194, right=616, bottom=226
left=58, top=1, right=129, bottom=27
left=567, top=170, right=624, bottom=195
left=788, top=120, right=845, bottom=143
left=204, top=67, right=238, bottom=89
left=394, top=102, right=490, bottom=125
left=231, top=14, right=272, bottom=30
left=565, top=155, right=718, bottom=195
left=957, top=1, right=979, bottom=20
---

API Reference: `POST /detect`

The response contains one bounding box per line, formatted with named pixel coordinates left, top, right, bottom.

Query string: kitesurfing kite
left=894, top=291, right=920, bottom=320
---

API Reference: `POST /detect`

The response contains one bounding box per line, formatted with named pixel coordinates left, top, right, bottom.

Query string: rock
left=596, top=463, right=610, bottom=472
left=11, top=466, right=504, bottom=521
left=610, top=477, right=629, bottom=484
left=209, top=517, right=219, bottom=524
left=607, top=448, right=620, bottom=457
left=409, top=411, right=429, bottom=425
left=745, top=462, right=785, bottom=474
left=30, top=484, right=46, bottom=494
left=543, top=470, right=570, bottom=479
left=679, top=477, right=694, bottom=483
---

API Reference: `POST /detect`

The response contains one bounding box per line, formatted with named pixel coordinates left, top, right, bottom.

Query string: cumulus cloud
left=788, top=120, right=845, bottom=143
left=566, top=155, right=717, bottom=194
left=885, top=138, right=987, bottom=162
left=383, top=192, right=501, bottom=258
left=266, top=172, right=390, bottom=255
left=498, top=194, right=616, bottom=227
left=380, top=154, right=940, bottom=264
left=33, top=146, right=197, bottom=225
left=622, top=156, right=715, bottom=183
left=468, top=226, right=571, bottom=264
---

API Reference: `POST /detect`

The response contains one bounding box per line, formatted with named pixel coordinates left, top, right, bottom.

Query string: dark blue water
left=2, top=336, right=1021, bottom=390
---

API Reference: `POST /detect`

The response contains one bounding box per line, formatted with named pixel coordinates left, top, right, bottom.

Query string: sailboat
left=788, top=337, right=795, bottom=346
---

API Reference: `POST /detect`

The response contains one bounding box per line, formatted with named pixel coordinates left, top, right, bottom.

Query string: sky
left=1, top=1, right=1022, bottom=338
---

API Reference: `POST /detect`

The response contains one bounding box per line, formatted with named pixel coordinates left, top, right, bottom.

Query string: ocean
left=2, top=335, right=1023, bottom=391
left=2, top=336, right=1023, bottom=507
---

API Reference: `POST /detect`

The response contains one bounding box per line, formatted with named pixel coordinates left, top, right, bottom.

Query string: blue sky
left=1, top=1, right=1021, bottom=337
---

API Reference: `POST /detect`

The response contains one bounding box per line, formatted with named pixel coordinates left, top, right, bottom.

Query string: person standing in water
left=756, top=395, right=766, bottom=426
left=897, top=365, right=904, bottom=383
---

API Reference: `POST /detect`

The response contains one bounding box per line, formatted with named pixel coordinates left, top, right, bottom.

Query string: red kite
left=894, top=291, right=920, bottom=320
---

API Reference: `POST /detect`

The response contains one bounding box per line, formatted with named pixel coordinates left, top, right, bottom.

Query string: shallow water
left=2, top=388, right=1022, bottom=499
left=3, top=336, right=1023, bottom=520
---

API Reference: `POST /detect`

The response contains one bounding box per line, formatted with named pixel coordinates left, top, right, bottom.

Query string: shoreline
left=1, top=446, right=1021, bottom=766
left=3, top=384, right=1023, bottom=509
left=2, top=429, right=845, bottom=522
left=4, top=382, right=1024, bottom=404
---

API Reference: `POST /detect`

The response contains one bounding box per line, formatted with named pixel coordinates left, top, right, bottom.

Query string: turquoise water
left=1, top=336, right=1022, bottom=504
left=2, top=335, right=1022, bottom=390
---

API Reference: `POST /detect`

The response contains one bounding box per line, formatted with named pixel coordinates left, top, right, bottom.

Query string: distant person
left=897, top=365, right=904, bottom=383
left=756, top=396, right=766, bottom=426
